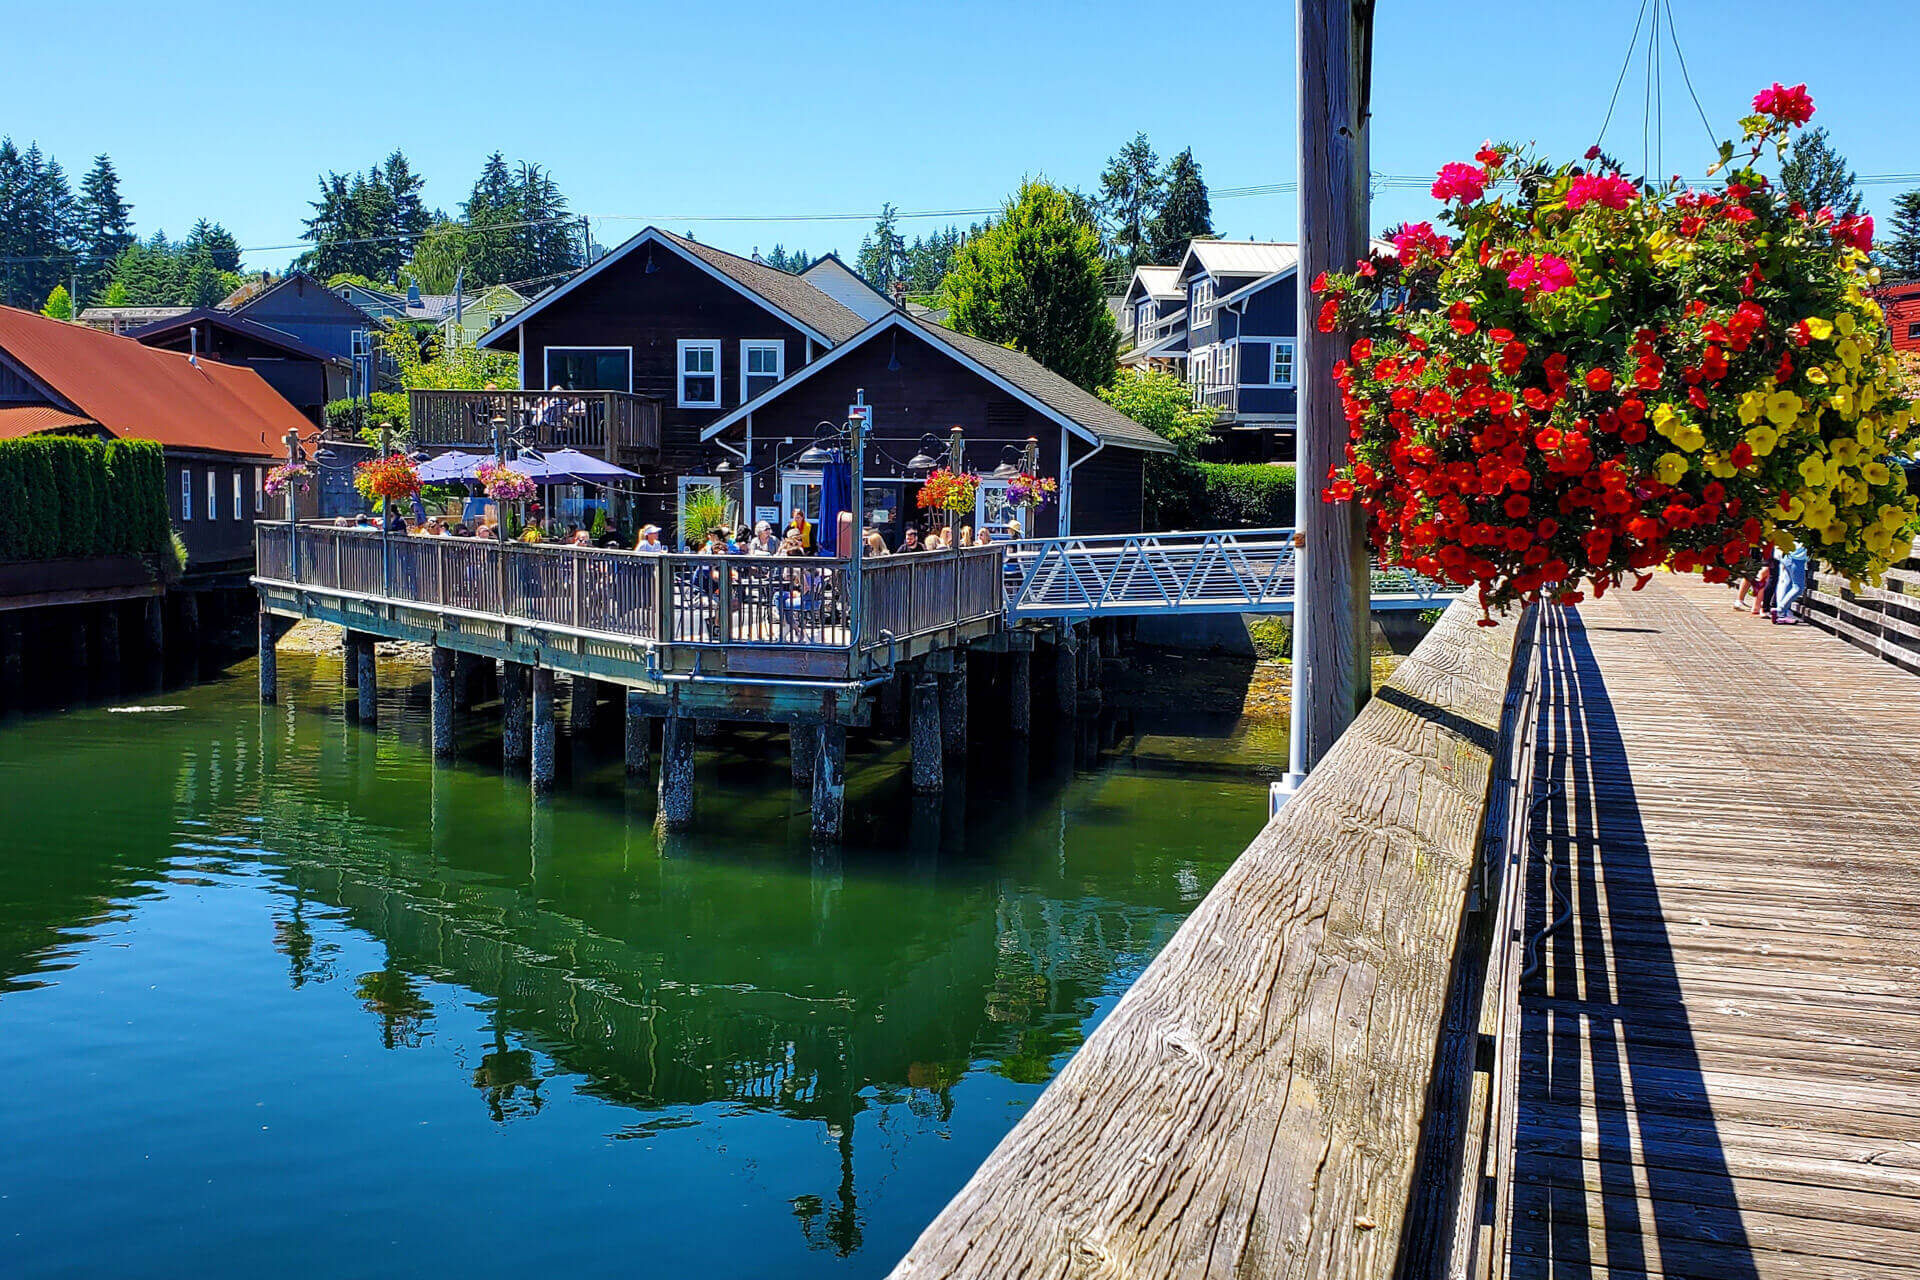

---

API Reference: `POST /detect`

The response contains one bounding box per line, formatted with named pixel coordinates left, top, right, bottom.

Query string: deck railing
left=257, top=523, right=1003, bottom=660
left=406, top=389, right=663, bottom=461
left=1803, top=562, right=1920, bottom=676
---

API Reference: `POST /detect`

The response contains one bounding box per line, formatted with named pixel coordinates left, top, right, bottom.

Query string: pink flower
left=1431, top=162, right=1488, bottom=204
left=1833, top=213, right=1874, bottom=253
left=1565, top=172, right=1635, bottom=212
left=1752, top=82, right=1814, bottom=126
left=1506, top=254, right=1576, bottom=295
left=1392, top=221, right=1452, bottom=264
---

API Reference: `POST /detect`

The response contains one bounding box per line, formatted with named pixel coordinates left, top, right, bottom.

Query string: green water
left=0, top=650, right=1283, bottom=1278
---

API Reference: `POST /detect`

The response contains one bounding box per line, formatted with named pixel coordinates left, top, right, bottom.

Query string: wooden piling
left=1054, top=628, right=1078, bottom=717
left=355, top=637, right=377, bottom=723
left=142, top=596, right=164, bottom=662
left=430, top=645, right=456, bottom=758
left=939, top=659, right=968, bottom=756
left=502, top=661, right=530, bottom=768
left=98, top=606, right=121, bottom=673
left=0, top=616, right=22, bottom=710
left=658, top=715, right=695, bottom=830
left=911, top=671, right=943, bottom=793
left=790, top=720, right=817, bottom=786
left=343, top=629, right=360, bottom=690
left=570, top=674, right=598, bottom=735
left=624, top=689, right=652, bottom=776
left=1009, top=647, right=1032, bottom=737
left=68, top=611, right=88, bottom=675
left=530, top=667, right=556, bottom=793
left=258, top=608, right=278, bottom=704
left=811, top=722, right=846, bottom=839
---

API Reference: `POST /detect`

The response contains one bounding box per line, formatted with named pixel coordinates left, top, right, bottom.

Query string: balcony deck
left=406, top=389, right=662, bottom=465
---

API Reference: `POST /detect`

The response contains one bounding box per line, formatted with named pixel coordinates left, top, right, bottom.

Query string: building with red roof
left=0, top=305, right=301, bottom=572
left=1874, top=281, right=1920, bottom=354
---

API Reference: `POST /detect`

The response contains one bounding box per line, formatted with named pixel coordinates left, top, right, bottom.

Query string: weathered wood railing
left=1803, top=561, right=1920, bottom=677
left=406, top=389, right=663, bottom=462
left=888, top=597, right=1544, bottom=1280
left=257, top=523, right=1004, bottom=673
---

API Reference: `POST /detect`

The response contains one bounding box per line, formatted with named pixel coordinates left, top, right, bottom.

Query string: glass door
left=780, top=470, right=822, bottom=551
left=976, top=478, right=1027, bottom=539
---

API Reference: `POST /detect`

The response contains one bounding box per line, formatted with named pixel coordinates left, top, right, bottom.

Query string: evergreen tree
left=764, top=244, right=815, bottom=274
left=1881, top=190, right=1920, bottom=282
left=1096, top=133, right=1162, bottom=273
left=185, top=219, right=242, bottom=272
left=381, top=151, right=429, bottom=244
left=0, top=139, right=77, bottom=307
left=75, top=155, right=134, bottom=295
left=1148, top=148, right=1212, bottom=264
left=943, top=180, right=1119, bottom=392
left=856, top=204, right=905, bottom=292
left=1781, top=127, right=1861, bottom=217
left=515, top=161, right=580, bottom=281
left=40, top=283, right=71, bottom=319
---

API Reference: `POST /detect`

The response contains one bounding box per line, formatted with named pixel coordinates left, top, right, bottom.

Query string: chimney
left=889, top=279, right=907, bottom=310
left=751, top=246, right=764, bottom=264
left=406, top=282, right=422, bottom=307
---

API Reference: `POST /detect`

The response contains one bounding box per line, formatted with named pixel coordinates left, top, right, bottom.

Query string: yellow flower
left=1654, top=452, right=1688, bottom=484
left=1745, top=424, right=1779, bottom=456
left=1737, top=390, right=1767, bottom=425
left=1864, top=524, right=1893, bottom=553
left=1765, top=390, right=1802, bottom=426
left=1652, top=402, right=1680, bottom=438
left=1802, top=316, right=1834, bottom=341
left=1806, top=366, right=1829, bottom=385
left=1708, top=456, right=1738, bottom=479
left=1830, top=438, right=1861, bottom=466
left=1820, top=523, right=1846, bottom=545
left=1798, top=455, right=1827, bottom=487
left=1831, top=387, right=1856, bottom=418
left=1835, top=310, right=1857, bottom=336
left=1836, top=338, right=1862, bottom=370
left=1863, top=461, right=1891, bottom=486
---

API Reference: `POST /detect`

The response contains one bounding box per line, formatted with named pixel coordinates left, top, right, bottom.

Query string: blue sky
left=2, top=0, right=1914, bottom=274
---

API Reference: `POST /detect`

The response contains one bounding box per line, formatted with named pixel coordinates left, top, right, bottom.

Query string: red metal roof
left=0, top=405, right=99, bottom=439
left=0, top=304, right=301, bottom=458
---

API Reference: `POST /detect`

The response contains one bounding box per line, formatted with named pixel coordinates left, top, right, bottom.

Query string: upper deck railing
left=1000, top=527, right=1449, bottom=619
left=407, top=389, right=662, bottom=462
left=255, top=523, right=1000, bottom=679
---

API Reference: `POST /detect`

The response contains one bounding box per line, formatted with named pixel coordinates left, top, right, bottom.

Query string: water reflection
left=0, top=650, right=1282, bottom=1276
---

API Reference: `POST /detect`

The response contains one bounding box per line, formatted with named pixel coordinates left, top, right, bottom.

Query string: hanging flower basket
left=916, top=467, right=980, bottom=515
left=1313, top=82, right=1917, bottom=621
left=1004, top=472, right=1059, bottom=509
left=476, top=460, right=537, bottom=503
left=353, top=453, right=423, bottom=505
left=263, top=461, right=312, bottom=497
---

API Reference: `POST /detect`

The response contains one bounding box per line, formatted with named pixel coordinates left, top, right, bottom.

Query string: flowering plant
left=916, top=467, right=980, bottom=514
left=1314, top=83, right=1916, bottom=619
left=1004, top=472, right=1059, bottom=509
left=263, top=461, right=312, bottom=497
left=475, top=460, right=537, bottom=503
left=352, top=453, right=422, bottom=505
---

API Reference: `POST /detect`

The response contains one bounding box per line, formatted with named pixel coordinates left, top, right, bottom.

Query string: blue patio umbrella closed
left=817, top=452, right=850, bottom=557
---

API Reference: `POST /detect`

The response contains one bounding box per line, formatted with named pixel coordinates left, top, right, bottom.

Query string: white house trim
left=739, top=339, right=784, bottom=403
left=676, top=339, right=722, bottom=409
left=542, top=345, right=634, bottom=393
left=475, top=227, right=841, bottom=351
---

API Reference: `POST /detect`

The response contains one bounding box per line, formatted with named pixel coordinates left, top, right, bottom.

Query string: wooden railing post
left=716, top=559, right=733, bottom=643
left=655, top=553, right=673, bottom=642
left=571, top=553, right=583, bottom=629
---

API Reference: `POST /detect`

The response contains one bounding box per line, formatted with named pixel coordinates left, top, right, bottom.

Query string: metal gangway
left=1000, top=527, right=1448, bottom=621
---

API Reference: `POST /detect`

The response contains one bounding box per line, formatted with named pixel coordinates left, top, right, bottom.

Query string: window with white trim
left=1211, top=346, right=1234, bottom=390
left=180, top=468, right=192, bottom=520
left=254, top=466, right=265, bottom=513
left=1271, top=339, right=1297, bottom=388
left=1136, top=301, right=1153, bottom=342
left=207, top=469, right=218, bottom=521
left=741, top=340, right=783, bottom=401
left=233, top=471, right=243, bottom=520
left=1190, top=278, right=1214, bottom=329
left=677, top=339, right=721, bottom=408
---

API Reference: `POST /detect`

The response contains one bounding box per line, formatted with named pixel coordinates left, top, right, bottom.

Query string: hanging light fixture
left=797, top=440, right=838, bottom=466
left=905, top=433, right=942, bottom=471
left=713, top=455, right=735, bottom=474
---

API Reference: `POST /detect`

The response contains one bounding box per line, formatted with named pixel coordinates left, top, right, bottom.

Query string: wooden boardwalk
left=1505, top=575, right=1920, bottom=1279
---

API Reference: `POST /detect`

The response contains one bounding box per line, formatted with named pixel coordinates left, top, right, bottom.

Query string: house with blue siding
left=1177, top=241, right=1302, bottom=461
left=1118, top=265, right=1188, bottom=374
left=229, top=272, right=378, bottom=400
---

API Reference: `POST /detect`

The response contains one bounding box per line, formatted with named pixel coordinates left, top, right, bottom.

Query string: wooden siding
left=1067, top=445, right=1146, bottom=534
left=169, top=454, right=267, bottom=571
left=513, top=245, right=813, bottom=504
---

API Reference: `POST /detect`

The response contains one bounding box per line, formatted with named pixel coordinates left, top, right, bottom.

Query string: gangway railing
left=1000, top=527, right=1449, bottom=620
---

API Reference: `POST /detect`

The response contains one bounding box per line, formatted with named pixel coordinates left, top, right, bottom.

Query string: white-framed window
left=1271, top=339, right=1297, bottom=388
left=180, top=468, right=192, bottom=521
left=976, top=477, right=1029, bottom=538
left=1136, top=301, right=1153, bottom=342
left=677, top=339, right=721, bottom=408
left=207, top=469, right=218, bottom=520
left=350, top=328, right=372, bottom=358
left=254, top=466, right=265, bottom=513
left=1191, top=278, right=1214, bottom=329
left=741, top=340, right=784, bottom=402
left=233, top=471, right=243, bottom=520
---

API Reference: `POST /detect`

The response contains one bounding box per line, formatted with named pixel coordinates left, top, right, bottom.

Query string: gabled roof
left=126, top=308, right=351, bottom=367
left=231, top=271, right=375, bottom=324
left=76, top=305, right=193, bottom=329
left=700, top=311, right=1175, bottom=454
left=1206, top=240, right=1393, bottom=310
left=1178, top=240, right=1299, bottom=283
left=0, top=305, right=304, bottom=458
left=477, top=227, right=867, bottom=350
left=1125, top=265, right=1184, bottom=305
left=0, top=405, right=97, bottom=439
left=799, top=253, right=897, bottom=322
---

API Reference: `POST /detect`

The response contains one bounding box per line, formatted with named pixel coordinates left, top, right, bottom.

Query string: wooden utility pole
left=1287, top=0, right=1376, bottom=785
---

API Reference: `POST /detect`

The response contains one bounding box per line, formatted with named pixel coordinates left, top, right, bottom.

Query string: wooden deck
left=1503, top=575, right=1920, bottom=1279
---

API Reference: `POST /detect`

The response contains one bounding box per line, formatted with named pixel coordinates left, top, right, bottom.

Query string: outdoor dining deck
left=406, top=389, right=663, bottom=464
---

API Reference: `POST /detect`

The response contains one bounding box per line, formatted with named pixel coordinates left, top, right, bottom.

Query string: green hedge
left=1145, top=458, right=1297, bottom=530
left=0, top=436, right=170, bottom=564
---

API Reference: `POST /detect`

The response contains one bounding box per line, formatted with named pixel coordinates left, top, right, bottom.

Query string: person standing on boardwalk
left=1772, top=544, right=1810, bottom=624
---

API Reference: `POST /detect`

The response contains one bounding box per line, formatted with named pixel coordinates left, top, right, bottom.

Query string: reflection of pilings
left=790, top=720, right=817, bottom=787
left=1010, top=647, right=1031, bottom=737
left=911, top=671, right=942, bottom=793
left=343, top=630, right=360, bottom=691
left=259, top=607, right=278, bottom=704
left=99, top=605, right=121, bottom=672
left=625, top=690, right=652, bottom=776
left=431, top=645, right=456, bottom=758
left=530, top=668, right=556, bottom=793
left=356, top=639, right=378, bottom=723
left=658, top=715, right=694, bottom=830
left=142, top=596, right=164, bottom=664
left=502, top=661, right=530, bottom=768
left=811, top=723, right=846, bottom=839
left=939, top=660, right=968, bottom=756
left=571, top=675, right=599, bottom=736
left=0, top=616, right=20, bottom=711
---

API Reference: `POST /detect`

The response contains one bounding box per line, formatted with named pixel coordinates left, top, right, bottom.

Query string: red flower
left=1752, top=82, right=1815, bottom=126
left=1566, top=173, right=1635, bottom=212
left=1730, top=441, right=1754, bottom=467
left=1833, top=213, right=1874, bottom=253
left=1391, top=221, right=1452, bottom=264
left=1316, top=298, right=1340, bottom=333
left=1504, top=494, right=1531, bottom=519
left=1432, top=161, right=1488, bottom=204
left=1475, top=142, right=1505, bottom=167
left=1585, top=367, right=1613, bottom=392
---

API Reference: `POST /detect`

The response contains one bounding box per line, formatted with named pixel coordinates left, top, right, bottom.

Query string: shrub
left=1146, top=458, right=1296, bottom=529
left=0, top=436, right=170, bottom=564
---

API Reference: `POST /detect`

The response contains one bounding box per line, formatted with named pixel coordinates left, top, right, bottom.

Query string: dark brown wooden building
left=128, top=308, right=353, bottom=424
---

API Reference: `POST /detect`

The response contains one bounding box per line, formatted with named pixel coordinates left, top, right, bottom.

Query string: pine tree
left=75, top=155, right=134, bottom=296
left=1097, top=133, right=1162, bottom=273
left=856, top=204, right=905, bottom=291
left=186, top=219, right=242, bottom=272
left=1148, top=148, right=1212, bottom=265
left=1881, top=190, right=1920, bottom=282
left=381, top=151, right=429, bottom=244
left=0, top=140, right=76, bottom=307
left=1781, top=127, right=1861, bottom=217
left=944, top=180, right=1119, bottom=392
left=40, top=283, right=71, bottom=319
left=462, top=153, right=521, bottom=285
